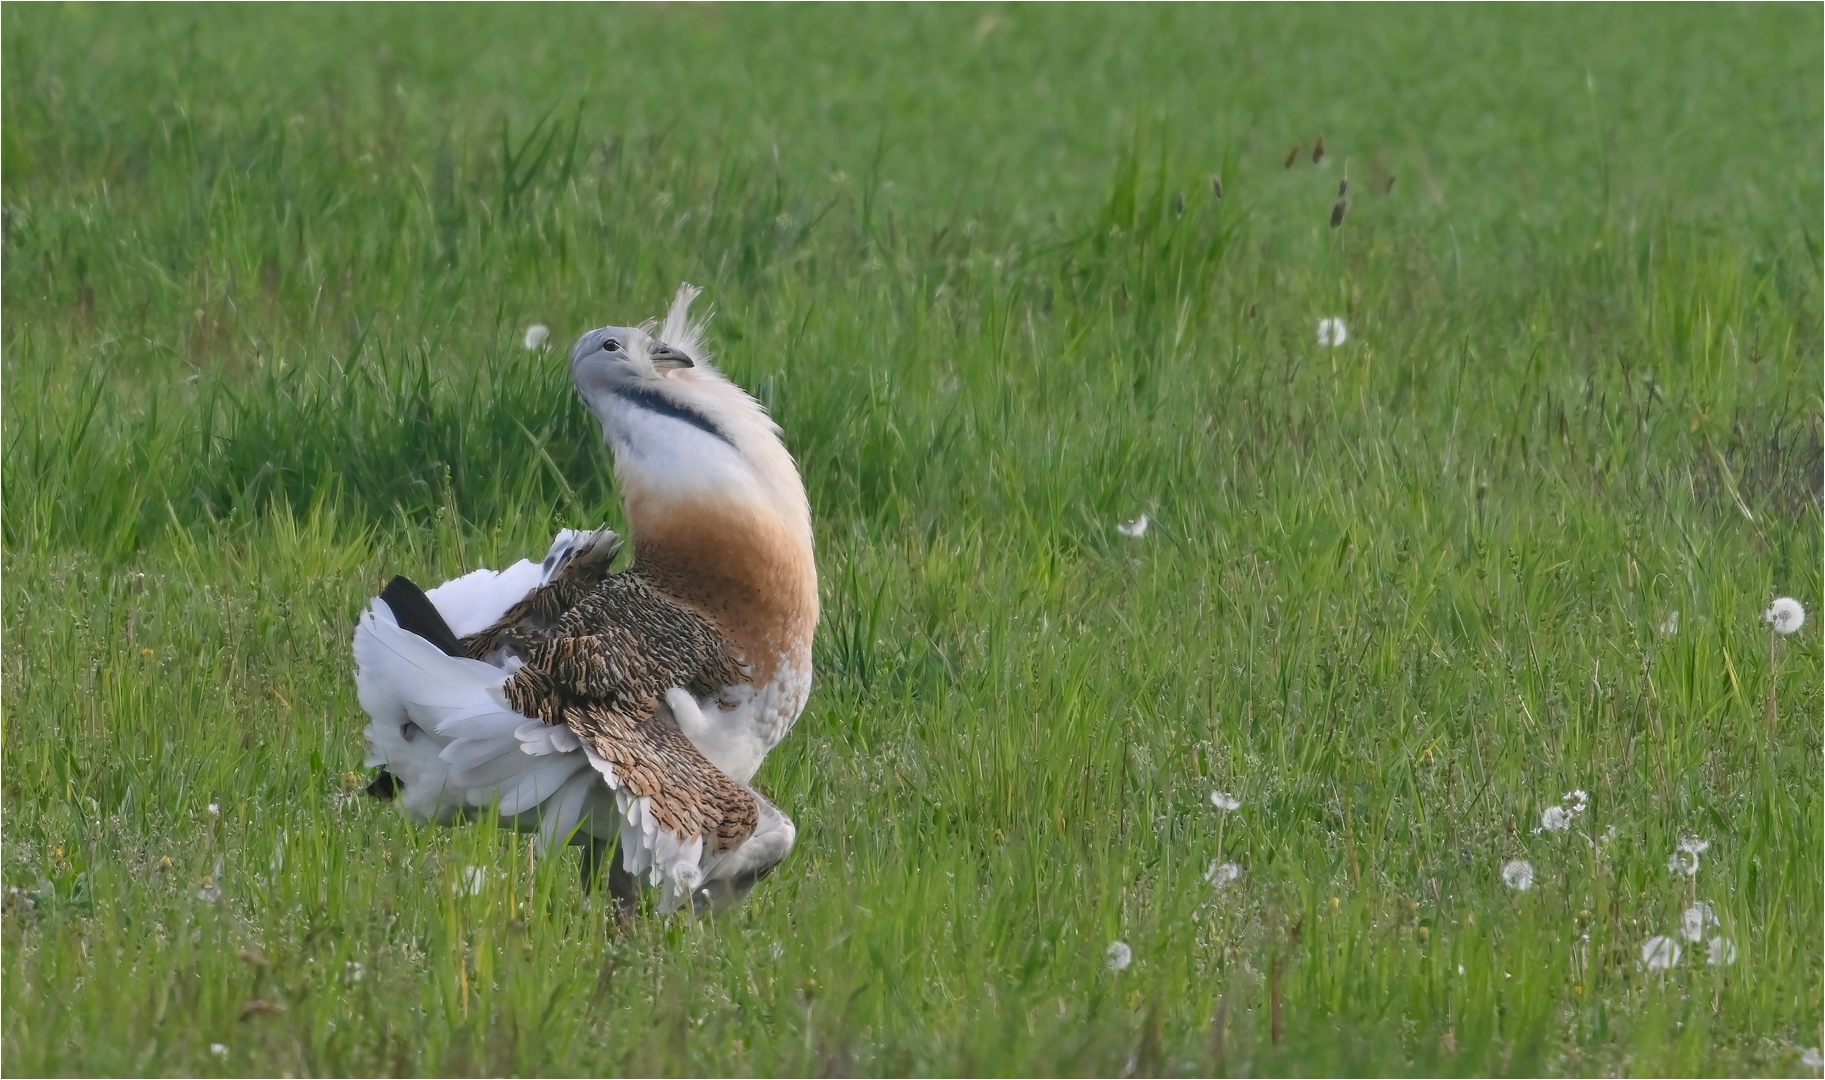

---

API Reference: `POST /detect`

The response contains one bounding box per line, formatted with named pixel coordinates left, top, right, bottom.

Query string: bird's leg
left=579, top=837, right=641, bottom=921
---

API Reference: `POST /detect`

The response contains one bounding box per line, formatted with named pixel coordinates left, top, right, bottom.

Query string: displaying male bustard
left=353, top=285, right=817, bottom=914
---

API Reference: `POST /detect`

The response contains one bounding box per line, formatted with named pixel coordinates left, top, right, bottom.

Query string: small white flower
left=1316, top=317, right=1349, bottom=347
left=1640, top=935, right=1681, bottom=971
left=1501, top=859, right=1533, bottom=890
left=1539, top=806, right=1573, bottom=833
left=456, top=866, right=487, bottom=897
left=1564, top=789, right=1589, bottom=815
left=1205, top=862, right=1244, bottom=887
left=1658, top=611, right=1679, bottom=634
left=1800, top=1047, right=1823, bottom=1070
left=210, top=1043, right=229, bottom=1059
left=207, top=803, right=220, bottom=817
left=1764, top=597, right=1805, bottom=635
left=1679, top=901, right=1719, bottom=943
left=1457, top=964, right=1465, bottom=975
left=343, top=960, right=366, bottom=984
left=1209, top=791, right=1242, bottom=811
left=523, top=324, right=550, bottom=351
left=1106, top=941, right=1133, bottom=972
left=1116, top=514, right=1150, bottom=539
left=1705, top=936, right=1738, bottom=966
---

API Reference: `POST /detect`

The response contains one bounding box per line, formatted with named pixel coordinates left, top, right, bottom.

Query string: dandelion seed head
left=210, top=1044, right=229, bottom=1059
left=523, top=324, right=550, bottom=351
left=1209, top=791, right=1242, bottom=811
left=1316, top=317, right=1349, bottom=348
left=1640, top=935, right=1681, bottom=971
left=1116, top=514, right=1150, bottom=539
left=1677, top=836, right=1710, bottom=855
left=457, top=866, right=487, bottom=897
left=1539, top=806, right=1573, bottom=833
left=1706, top=936, right=1738, bottom=966
left=1205, top=862, right=1244, bottom=888
left=1667, top=850, right=1701, bottom=876
left=1764, top=597, right=1805, bottom=635
left=1679, top=901, right=1719, bottom=943
left=1800, top=1047, right=1822, bottom=1069
left=1501, top=859, right=1533, bottom=890
left=1106, top=941, right=1133, bottom=972
left=207, top=803, right=220, bottom=817
left=196, top=876, right=222, bottom=903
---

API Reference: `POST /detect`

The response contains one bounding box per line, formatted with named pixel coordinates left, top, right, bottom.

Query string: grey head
left=569, top=325, right=731, bottom=447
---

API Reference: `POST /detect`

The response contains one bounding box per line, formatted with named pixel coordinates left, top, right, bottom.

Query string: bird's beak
left=649, top=342, right=694, bottom=372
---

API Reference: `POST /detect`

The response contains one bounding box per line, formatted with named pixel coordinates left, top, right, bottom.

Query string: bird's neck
left=625, top=491, right=818, bottom=677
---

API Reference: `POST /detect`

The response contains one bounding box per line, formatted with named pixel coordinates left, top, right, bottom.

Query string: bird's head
left=569, top=285, right=811, bottom=555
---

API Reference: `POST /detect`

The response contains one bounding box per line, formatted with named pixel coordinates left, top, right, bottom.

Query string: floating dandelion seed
left=523, top=324, right=551, bottom=351
left=1116, top=515, right=1150, bottom=539
left=1210, top=173, right=1224, bottom=200
left=1205, top=862, right=1245, bottom=887
left=1765, top=597, right=1805, bottom=635
left=1501, top=859, right=1534, bottom=890
left=1640, top=935, right=1681, bottom=971
left=1106, top=941, right=1133, bottom=971
left=1658, top=611, right=1679, bottom=634
left=1680, top=901, right=1719, bottom=943
left=1210, top=791, right=1242, bottom=811
left=1706, top=937, right=1738, bottom=966
left=457, top=866, right=487, bottom=897
left=1317, top=317, right=1349, bottom=347
left=1801, top=1047, right=1822, bottom=1070
left=210, top=1044, right=229, bottom=1060
left=1312, top=136, right=1326, bottom=164
left=1539, top=806, right=1573, bottom=833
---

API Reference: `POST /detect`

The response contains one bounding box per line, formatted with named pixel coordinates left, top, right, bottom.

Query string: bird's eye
left=603, top=340, right=621, bottom=353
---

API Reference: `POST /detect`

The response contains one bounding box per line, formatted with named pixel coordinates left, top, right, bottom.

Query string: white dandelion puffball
left=1316, top=317, right=1349, bottom=347
left=1640, top=935, right=1681, bottom=971
left=210, top=1044, right=229, bottom=1060
left=1667, top=835, right=1708, bottom=877
left=1800, top=1047, right=1822, bottom=1070
left=1116, top=514, right=1150, bottom=539
left=1210, top=791, right=1242, bottom=811
left=1205, top=861, right=1245, bottom=887
left=457, top=865, right=487, bottom=897
left=1501, top=859, right=1534, bottom=890
left=196, top=876, right=222, bottom=903
left=1106, top=940, right=1133, bottom=971
left=1539, top=806, right=1573, bottom=833
left=207, top=802, right=220, bottom=817
left=1679, top=901, right=1719, bottom=943
left=523, top=324, right=551, bottom=351
left=1706, top=937, right=1738, bottom=966
left=1765, top=597, right=1805, bottom=635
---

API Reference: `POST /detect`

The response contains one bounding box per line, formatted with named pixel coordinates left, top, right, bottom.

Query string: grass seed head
left=1210, top=173, right=1224, bottom=200
left=1330, top=197, right=1348, bottom=227
left=1312, top=135, right=1326, bottom=164
left=1284, top=144, right=1301, bottom=169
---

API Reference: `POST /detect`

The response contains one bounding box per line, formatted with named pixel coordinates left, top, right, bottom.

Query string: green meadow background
left=4, top=4, right=1821, bottom=1075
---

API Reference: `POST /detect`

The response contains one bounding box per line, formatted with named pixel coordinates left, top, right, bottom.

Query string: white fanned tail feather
left=353, top=528, right=792, bottom=912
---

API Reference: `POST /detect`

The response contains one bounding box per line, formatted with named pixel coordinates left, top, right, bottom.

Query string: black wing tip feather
left=379, top=575, right=467, bottom=658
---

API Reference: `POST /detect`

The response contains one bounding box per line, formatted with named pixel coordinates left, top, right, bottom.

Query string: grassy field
left=4, top=4, right=1821, bottom=1075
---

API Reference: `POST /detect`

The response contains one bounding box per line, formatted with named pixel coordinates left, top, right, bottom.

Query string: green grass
left=4, top=4, right=1821, bottom=1075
